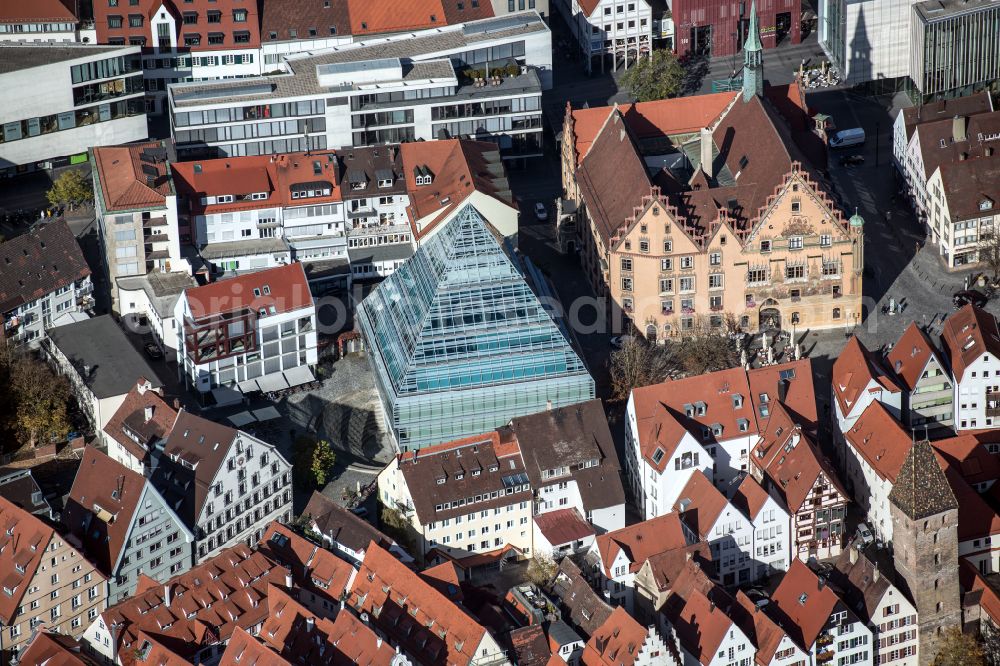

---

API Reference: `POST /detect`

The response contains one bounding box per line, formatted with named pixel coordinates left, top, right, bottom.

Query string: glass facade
left=912, top=2, right=1000, bottom=98
left=357, top=204, right=594, bottom=450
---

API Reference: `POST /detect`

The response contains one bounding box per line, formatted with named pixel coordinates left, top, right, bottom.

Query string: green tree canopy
left=294, top=436, right=337, bottom=489
left=46, top=169, right=94, bottom=209
left=619, top=50, right=685, bottom=102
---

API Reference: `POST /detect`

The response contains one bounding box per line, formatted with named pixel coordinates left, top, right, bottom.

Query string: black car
left=840, top=154, right=865, bottom=167
left=953, top=289, right=988, bottom=309
left=144, top=342, right=164, bottom=359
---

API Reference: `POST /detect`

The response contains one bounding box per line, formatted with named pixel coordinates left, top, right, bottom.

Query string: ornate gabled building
left=560, top=14, right=862, bottom=339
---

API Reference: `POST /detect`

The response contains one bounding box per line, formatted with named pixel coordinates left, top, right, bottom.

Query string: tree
left=608, top=337, right=676, bottom=401
left=525, top=554, right=558, bottom=587
left=293, top=436, right=337, bottom=489
left=46, top=169, right=93, bottom=210
left=4, top=350, right=70, bottom=449
left=979, top=227, right=1000, bottom=284
left=672, top=316, right=742, bottom=376
left=619, top=50, right=685, bottom=102
left=932, top=627, right=984, bottom=666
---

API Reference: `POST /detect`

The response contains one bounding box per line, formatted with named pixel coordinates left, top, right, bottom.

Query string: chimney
left=818, top=576, right=826, bottom=590
left=144, top=405, right=154, bottom=423
left=173, top=398, right=181, bottom=410
left=163, top=584, right=171, bottom=606
left=285, top=571, right=293, bottom=588
left=306, top=616, right=315, bottom=632
left=778, top=378, right=789, bottom=403
left=873, top=566, right=881, bottom=582
left=953, top=115, right=968, bottom=142
left=700, top=127, right=714, bottom=179
left=377, top=638, right=383, bottom=649
left=849, top=545, right=858, bottom=565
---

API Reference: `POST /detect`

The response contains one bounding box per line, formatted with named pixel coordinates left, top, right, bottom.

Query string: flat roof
left=0, top=45, right=137, bottom=76
left=913, top=0, right=1000, bottom=21
left=170, top=11, right=545, bottom=108
left=47, top=315, right=162, bottom=399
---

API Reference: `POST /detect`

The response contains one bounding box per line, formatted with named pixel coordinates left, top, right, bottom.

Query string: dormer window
left=216, top=194, right=234, bottom=204
left=695, top=401, right=707, bottom=416
left=732, top=394, right=743, bottom=409
left=378, top=179, right=393, bottom=188
left=737, top=418, right=750, bottom=432
left=683, top=403, right=694, bottom=417
left=982, top=198, right=994, bottom=211
left=436, top=476, right=446, bottom=485
left=711, top=423, right=723, bottom=437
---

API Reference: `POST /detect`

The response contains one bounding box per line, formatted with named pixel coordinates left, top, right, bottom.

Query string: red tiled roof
left=102, top=380, right=178, bottom=467
left=257, top=522, right=355, bottom=603
left=569, top=94, right=737, bottom=164
left=511, top=625, right=551, bottom=666
left=595, top=513, right=688, bottom=576
left=669, top=587, right=737, bottom=666
left=171, top=151, right=344, bottom=216
left=886, top=322, right=944, bottom=391
left=769, top=559, right=842, bottom=648
left=844, top=402, right=913, bottom=483
left=732, top=589, right=791, bottom=665
left=831, top=336, right=903, bottom=417
left=534, top=508, right=596, bottom=547
left=675, top=470, right=730, bottom=539
left=64, top=446, right=150, bottom=577
left=933, top=430, right=1000, bottom=486
left=349, top=542, right=490, bottom=665
left=0, top=496, right=56, bottom=623
left=182, top=262, right=313, bottom=320
left=752, top=402, right=847, bottom=513
left=347, top=0, right=492, bottom=36
left=934, top=449, right=1000, bottom=542
left=420, top=560, right=464, bottom=603
left=732, top=475, right=771, bottom=520
left=103, top=545, right=281, bottom=664
left=13, top=631, right=97, bottom=666
left=0, top=0, right=76, bottom=22
left=631, top=361, right=814, bottom=473
left=131, top=632, right=192, bottom=666
left=220, top=626, right=293, bottom=665
left=581, top=606, right=648, bottom=666
left=941, top=305, right=1000, bottom=380
left=93, top=142, right=173, bottom=213
left=400, top=139, right=514, bottom=238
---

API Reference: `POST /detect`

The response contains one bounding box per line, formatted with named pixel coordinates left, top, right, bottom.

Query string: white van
left=830, top=127, right=865, bottom=149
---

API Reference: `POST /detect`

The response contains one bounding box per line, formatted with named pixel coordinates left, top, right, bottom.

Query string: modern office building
left=671, top=0, right=801, bottom=58
left=0, top=220, right=92, bottom=347
left=819, top=0, right=1000, bottom=98
left=0, top=45, right=147, bottom=176
left=358, top=203, right=594, bottom=450
left=168, top=12, right=550, bottom=162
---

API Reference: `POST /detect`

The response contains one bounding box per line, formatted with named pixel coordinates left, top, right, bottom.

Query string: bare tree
left=672, top=315, right=743, bottom=376
left=608, top=337, right=676, bottom=402
left=526, top=553, right=559, bottom=587
left=980, top=227, right=1000, bottom=285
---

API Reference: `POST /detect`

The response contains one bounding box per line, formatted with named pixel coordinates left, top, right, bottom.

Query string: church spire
left=742, top=0, right=764, bottom=102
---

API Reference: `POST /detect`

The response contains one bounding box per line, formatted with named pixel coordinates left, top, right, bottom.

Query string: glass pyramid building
left=357, top=204, right=595, bottom=451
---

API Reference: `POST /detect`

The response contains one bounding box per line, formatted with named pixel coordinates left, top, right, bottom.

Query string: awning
left=228, top=411, right=257, bottom=428
left=251, top=406, right=281, bottom=422
left=211, top=386, right=243, bottom=407
left=283, top=365, right=316, bottom=388
left=238, top=379, right=261, bottom=394
left=256, top=373, right=290, bottom=393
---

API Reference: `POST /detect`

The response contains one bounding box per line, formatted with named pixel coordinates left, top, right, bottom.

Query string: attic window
left=262, top=285, right=271, bottom=295
left=193, top=164, right=202, bottom=174
left=798, top=593, right=808, bottom=605
left=982, top=199, right=994, bottom=211
left=436, top=477, right=445, bottom=485
left=711, top=423, right=723, bottom=436
left=683, top=403, right=694, bottom=417
left=695, top=401, right=707, bottom=416
left=732, top=394, right=743, bottom=409
left=737, top=418, right=750, bottom=432
left=308, top=28, right=317, bottom=37
left=738, top=155, right=749, bottom=169
left=253, top=288, right=261, bottom=297
left=652, top=448, right=665, bottom=464
left=779, top=369, right=795, bottom=380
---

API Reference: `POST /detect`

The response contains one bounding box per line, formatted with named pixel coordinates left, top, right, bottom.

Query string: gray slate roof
left=888, top=439, right=959, bottom=520
left=47, top=315, right=162, bottom=399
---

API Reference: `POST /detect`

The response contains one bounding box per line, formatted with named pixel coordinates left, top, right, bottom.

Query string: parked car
left=953, top=289, right=988, bottom=309
left=830, top=127, right=866, bottom=149
left=855, top=523, right=874, bottom=548
left=534, top=202, right=548, bottom=221
left=840, top=154, right=865, bottom=167
left=144, top=342, right=164, bottom=360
